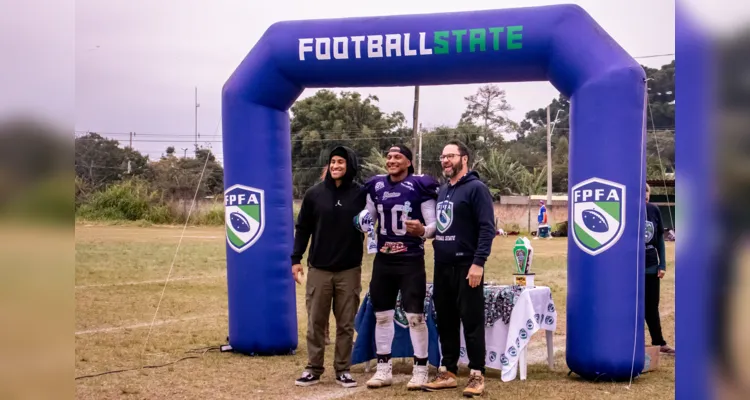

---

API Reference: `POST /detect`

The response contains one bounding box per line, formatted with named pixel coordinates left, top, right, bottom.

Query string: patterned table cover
left=352, top=283, right=557, bottom=381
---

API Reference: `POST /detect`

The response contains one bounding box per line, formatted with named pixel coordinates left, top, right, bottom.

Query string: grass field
left=75, top=223, right=675, bottom=399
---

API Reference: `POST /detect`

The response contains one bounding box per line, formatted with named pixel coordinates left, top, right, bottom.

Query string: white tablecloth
left=457, top=285, right=557, bottom=381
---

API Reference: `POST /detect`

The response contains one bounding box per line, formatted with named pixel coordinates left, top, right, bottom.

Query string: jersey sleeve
left=362, top=176, right=379, bottom=224
left=363, top=175, right=380, bottom=199
left=416, top=175, right=440, bottom=202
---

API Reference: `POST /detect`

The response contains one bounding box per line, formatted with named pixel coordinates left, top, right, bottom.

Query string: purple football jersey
left=365, top=174, right=439, bottom=256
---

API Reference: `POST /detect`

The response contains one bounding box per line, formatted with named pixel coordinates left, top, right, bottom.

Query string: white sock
left=374, top=310, right=395, bottom=356
left=406, top=312, right=428, bottom=359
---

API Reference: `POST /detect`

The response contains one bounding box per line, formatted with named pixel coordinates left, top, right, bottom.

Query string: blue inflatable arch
left=222, top=4, right=647, bottom=381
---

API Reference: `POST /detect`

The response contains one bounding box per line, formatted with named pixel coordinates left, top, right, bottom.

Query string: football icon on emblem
left=582, top=209, right=609, bottom=232
left=230, top=212, right=251, bottom=233
left=439, top=212, right=449, bottom=225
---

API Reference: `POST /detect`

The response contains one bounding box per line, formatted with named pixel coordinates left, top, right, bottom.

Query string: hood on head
left=325, top=145, right=359, bottom=185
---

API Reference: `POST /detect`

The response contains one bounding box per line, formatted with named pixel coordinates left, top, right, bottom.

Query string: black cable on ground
left=75, top=346, right=223, bottom=380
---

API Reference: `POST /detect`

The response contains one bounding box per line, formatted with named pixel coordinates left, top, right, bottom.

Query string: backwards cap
left=389, top=145, right=414, bottom=175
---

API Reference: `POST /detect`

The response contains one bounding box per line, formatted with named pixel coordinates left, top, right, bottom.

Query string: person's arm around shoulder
left=291, top=187, right=316, bottom=284
left=405, top=175, right=439, bottom=238
left=363, top=178, right=378, bottom=221
left=353, top=178, right=378, bottom=234
left=466, top=181, right=496, bottom=287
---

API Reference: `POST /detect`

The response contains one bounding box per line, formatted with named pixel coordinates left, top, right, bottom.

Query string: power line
left=633, top=53, right=674, bottom=59
left=74, top=130, right=675, bottom=146
left=75, top=120, right=676, bottom=139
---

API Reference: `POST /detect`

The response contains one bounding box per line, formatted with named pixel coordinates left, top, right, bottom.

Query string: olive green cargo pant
left=305, top=266, right=362, bottom=376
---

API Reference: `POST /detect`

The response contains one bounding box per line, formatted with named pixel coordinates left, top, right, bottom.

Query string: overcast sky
left=72, top=0, right=681, bottom=162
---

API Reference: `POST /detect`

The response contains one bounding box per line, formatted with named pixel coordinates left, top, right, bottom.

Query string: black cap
left=389, top=145, right=414, bottom=174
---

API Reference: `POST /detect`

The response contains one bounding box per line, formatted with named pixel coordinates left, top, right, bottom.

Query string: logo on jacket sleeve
left=436, top=200, right=454, bottom=233
left=571, top=177, right=625, bottom=256
left=225, top=184, right=265, bottom=253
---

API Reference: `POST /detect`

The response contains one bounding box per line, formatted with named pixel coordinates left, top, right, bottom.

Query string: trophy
left=512, top=237, right=535, bottom=287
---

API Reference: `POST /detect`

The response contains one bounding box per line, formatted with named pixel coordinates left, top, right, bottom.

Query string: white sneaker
left=406, top=364, right=429, bottom=390
left=366, top=359, right=393, bottom=388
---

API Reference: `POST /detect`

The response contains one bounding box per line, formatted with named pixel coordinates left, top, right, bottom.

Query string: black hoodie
left=432, top=170, right=496, bottom=267
left=291, top=146, right=367, bottom=271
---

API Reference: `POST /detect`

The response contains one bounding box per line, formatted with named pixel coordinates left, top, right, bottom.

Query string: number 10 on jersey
left=376, top=202, right=412, bottom=236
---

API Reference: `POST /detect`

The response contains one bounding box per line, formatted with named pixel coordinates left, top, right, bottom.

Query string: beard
left=443, top=159, right=464, bottom=179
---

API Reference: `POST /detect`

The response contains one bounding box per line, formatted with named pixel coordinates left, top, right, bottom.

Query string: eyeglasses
left=439, top=153, right=462, bottom=161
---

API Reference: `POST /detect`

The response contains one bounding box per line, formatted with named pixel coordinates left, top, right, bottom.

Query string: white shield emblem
left=224, top=184, right=265, bottom=253
left=644, top=220, right=654, bottom=243
left=571, top=177, right=626, bottom=256
left=436, top=200, right=454, bottom=233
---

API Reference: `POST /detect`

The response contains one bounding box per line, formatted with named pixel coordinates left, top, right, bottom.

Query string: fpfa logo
left=224, top=184, right=265, bottom=253
left=571, top=177, right=626, bottom=256
left=436, top=200, right=454, bottom=233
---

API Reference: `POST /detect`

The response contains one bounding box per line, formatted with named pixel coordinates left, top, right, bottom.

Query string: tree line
left=289, top=60, right=675, bottom=198
left=74, top=60, right=674, bottom=222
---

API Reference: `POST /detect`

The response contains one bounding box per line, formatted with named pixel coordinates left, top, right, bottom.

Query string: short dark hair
left=446, top=139, right=470, bottom=160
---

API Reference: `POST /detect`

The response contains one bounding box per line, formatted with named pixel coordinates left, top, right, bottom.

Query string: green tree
left=145, top=146, right=224, bottom=203
left=289, top=90, right=407, bottom=196
left=361, top=147, right=388, bottom=179
left=476, top=148, right=526, bottom=197
left=518, top=166, right=548, bottom=196
left=460, top=84, right=514, bottom=138
left=518, top=94, right=570, bottom=139
left=643, top=60, right=675, bottom=129
left=646, top=130, right=675, bottom=179
left=551, top=136, right=569, bottom=192
left=75, top=132, right=149, bottom=189
left=511, top=60, right=675, bottom=192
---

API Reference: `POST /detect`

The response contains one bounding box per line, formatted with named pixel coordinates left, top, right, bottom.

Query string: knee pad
left=406, top=313, right=426, bottom=329
left=375, top=310, right=395, bottom=326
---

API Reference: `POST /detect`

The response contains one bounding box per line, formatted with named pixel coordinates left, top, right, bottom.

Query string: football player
left=355, top=145, right=439, bottom=390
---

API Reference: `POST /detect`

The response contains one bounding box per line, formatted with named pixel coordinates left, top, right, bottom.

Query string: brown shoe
left=421, top=366, right=457, bottom=391
left=462, top=370, right=484, bottom=397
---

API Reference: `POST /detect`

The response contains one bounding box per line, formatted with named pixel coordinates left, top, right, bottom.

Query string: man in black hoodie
left=420, top=140, right=496, bottom=397
left=292, top=146, right=367, bottom=388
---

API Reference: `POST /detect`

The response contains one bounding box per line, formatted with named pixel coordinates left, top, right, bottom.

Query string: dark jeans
left=433, top=261, right=486, bottom=375
left=305, top=266, right=362, bottom=376
left=645, top=273, right=667, bottom=346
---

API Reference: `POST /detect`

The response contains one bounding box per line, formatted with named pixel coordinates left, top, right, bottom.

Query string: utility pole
left=417, top=123, right=423, bottom=174
left=182, top=148, right=189, bottom=158
left=194, top=87, right=200, bottom=152
left=546, top=106, right=553, bottom=207
left=412, top=86, right=420, bottom=153
left=127, top=132, right=136, bottom=174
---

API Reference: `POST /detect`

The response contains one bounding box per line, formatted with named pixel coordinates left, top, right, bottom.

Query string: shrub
left=76, top=179, right=175, bottom=224
left=554, top=221, right=569, bottom=237
left=75, top=179, right=310, bottom=226
left=192, top=202, right=224, bottom=226
left=502, top=223, right=522, bottom=233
